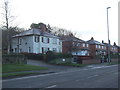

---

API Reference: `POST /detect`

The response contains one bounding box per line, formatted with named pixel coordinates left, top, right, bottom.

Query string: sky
left=0, top=0, right=119, bottom=45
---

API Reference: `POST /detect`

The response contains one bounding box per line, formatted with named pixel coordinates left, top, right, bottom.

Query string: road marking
left=3, top=64, right=118, bottom=82
left=46, top=85, right=57, bottom=88
left=87, top=74, right=99, bottom=78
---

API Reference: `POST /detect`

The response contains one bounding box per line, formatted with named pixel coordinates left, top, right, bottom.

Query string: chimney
left=102, top=40, right=104, bottom=43
left=114, top=42, right=116, bottom=46
left=109, top=40, right=110, bottom=44
left=91, top=37, right=94, bottom=40
left=39, top=23, right=47, bottom=32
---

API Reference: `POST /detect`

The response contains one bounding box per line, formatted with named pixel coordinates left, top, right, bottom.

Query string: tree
left=2, top=0, right=13, bottom=54
left=2, top=27, right=25, bottom=53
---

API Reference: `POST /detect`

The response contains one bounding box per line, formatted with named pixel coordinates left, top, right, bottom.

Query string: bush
left=45, top=51, right=73, bottom=62
left=110, top=53, right=118, bottom=59
left=22, top=53, right=44, bottom=60
left=45, top=51, right=55, bottom=62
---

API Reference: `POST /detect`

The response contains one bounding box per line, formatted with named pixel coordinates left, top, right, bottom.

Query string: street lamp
left=107, top=7, right=111, bottom=62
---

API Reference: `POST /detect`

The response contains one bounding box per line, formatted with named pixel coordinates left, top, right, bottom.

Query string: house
left=61, top=36, right=90, bottom=56
left=87, top=37, right=107, bottom=57
left=102, top=41, right=118, bottom=55
left=11, top=23, right=62, bottom=54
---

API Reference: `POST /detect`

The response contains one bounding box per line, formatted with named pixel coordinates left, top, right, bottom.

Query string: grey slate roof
left=87, top=39, right=105, bottom=45
left=12, top=28, right=58, bottom=38
left=60, top=36, right=86, bottom=43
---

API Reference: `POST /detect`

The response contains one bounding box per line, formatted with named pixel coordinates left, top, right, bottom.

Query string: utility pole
left=107, top=7, right=111, bottom=62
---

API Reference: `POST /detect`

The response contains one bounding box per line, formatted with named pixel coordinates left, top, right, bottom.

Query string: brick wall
left=82, top=59, right=100, bottom=64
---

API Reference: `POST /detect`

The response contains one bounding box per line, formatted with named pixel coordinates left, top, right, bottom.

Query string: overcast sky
left=0, top=0, right=119, bottom=45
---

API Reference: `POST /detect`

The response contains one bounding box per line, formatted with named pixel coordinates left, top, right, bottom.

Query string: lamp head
left=107, top=7, right=111, bottom=9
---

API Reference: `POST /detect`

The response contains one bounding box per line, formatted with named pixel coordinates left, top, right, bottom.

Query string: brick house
left=87, top=37, right=107, bottom=58
left=61, top=36, right=90, bottom=56
left=102, top=41, right=118, bottom=55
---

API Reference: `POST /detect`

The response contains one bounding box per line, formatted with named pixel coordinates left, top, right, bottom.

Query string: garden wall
left=2, top=54, right=27, bottom=64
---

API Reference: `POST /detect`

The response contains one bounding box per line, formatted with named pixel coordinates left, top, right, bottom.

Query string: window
left=86, top=44, right=89, bottom=47
left=34, top=36, right=39, bottom=42
left=42, top=37, right=49, bottom=43
left=102, top=46, right=104, bottom=49
left=42, top=37, right=44, bottom=42
left=52, top=38, right=57, bottom=44
left=42, top=47, right=49, bottom=53
left=15, top=48, right=17, bottom=53
left=98, top=45, right=101, bottom=48
left=82, top=43, right=85, bottom=47
left=19, top=39, right=22, bottom=45
left=96, top=45, right=97, bottom=48
left=28, top=47, right=31, bottom=53
left=59, top=41, right=61, bottom=45
left=20, top=48, right=22, bottom=52
left=47, top=38, right=50, bottom=43
left=53, top=48, right=57, bottom=52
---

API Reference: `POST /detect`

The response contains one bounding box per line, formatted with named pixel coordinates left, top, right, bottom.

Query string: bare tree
left=2, top=0, right=13, bottom=54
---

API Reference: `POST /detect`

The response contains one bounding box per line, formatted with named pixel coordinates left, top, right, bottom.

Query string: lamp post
left=107, top=7, right=111, bottom=62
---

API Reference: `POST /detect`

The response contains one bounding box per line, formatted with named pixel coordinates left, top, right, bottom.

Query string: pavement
left=2, top=59, right=114, bottom=79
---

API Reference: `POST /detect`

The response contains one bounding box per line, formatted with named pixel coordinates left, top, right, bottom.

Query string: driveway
left=27, top=59, right=79, bottom=72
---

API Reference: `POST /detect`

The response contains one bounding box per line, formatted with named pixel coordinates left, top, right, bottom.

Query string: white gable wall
left=11, top=36, right=34, bottom=53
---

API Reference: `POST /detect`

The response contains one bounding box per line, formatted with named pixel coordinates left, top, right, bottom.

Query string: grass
left=2, top=72, right=41, bottom=78
left=2, top=64, right=48, bottom=73
left=106, top=62, right=119, bottom=65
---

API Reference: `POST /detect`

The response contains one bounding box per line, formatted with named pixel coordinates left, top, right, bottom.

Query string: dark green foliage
left=2, top=53, right=24, bottom=57
left=22, top=53, right=44, bottom=60
left=45, top=51, right=72, bottom=62
left=110, top=52, right=118, bottom=59
left=45, top=51, right=55, bottom=62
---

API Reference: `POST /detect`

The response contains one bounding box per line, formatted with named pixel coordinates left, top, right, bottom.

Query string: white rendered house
left=11, top=28, right=62, bottom=54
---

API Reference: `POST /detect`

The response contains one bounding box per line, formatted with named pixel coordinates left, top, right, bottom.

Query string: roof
left=61, top=36, right=86, bottom=43
left=87, top=39, right=105, bottom=45
left=12, top=28, right=58, bottom=38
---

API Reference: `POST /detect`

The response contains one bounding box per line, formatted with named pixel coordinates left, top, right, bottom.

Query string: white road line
left=46, top=85, right=57, bottom=88
left=87, top=74, right=99, bottom=78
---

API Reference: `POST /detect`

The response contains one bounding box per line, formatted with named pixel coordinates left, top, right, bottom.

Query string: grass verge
left=106, top=62, right=119, bottom=65
left=2, top=64, right=48, bottom=73
left=2, top=72, right=41, bottom=78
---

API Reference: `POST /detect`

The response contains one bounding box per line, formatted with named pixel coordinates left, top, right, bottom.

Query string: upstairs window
left=42, top=37, right=50, bottom=43
left=19, top=39, right=22, bottom=45
left=52, top=38, right=57, bottom=44
left=34, top=36, right=39, bottom=42
left=86, top=44, right=89, bottom=47
left=82, top=43, right=85, bottom=47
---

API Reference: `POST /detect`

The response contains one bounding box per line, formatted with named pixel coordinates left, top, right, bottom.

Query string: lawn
left=2, top=64, right=48, bottom=73
left=2, top=72, right=41, bottom=78
left=106, top=62, right=119, bottom=65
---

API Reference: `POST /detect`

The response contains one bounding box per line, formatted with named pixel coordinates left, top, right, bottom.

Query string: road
left=2, top=64, right=119, bottom=88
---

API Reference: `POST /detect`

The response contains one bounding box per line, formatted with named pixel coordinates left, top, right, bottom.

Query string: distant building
left=11, top=23, right=62, bottom=54
left=87, top=37, right=107, bottom=57
left=102, top=41, right=118, bottom=55
left=61, top=36, right=90, bottom=56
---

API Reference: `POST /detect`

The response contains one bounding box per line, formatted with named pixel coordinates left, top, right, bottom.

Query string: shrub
left=45, top=51, right=55, bottom=62
left=45, top=51, right=73, bottom=62
left=22, top=53, right=44, bottom=60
